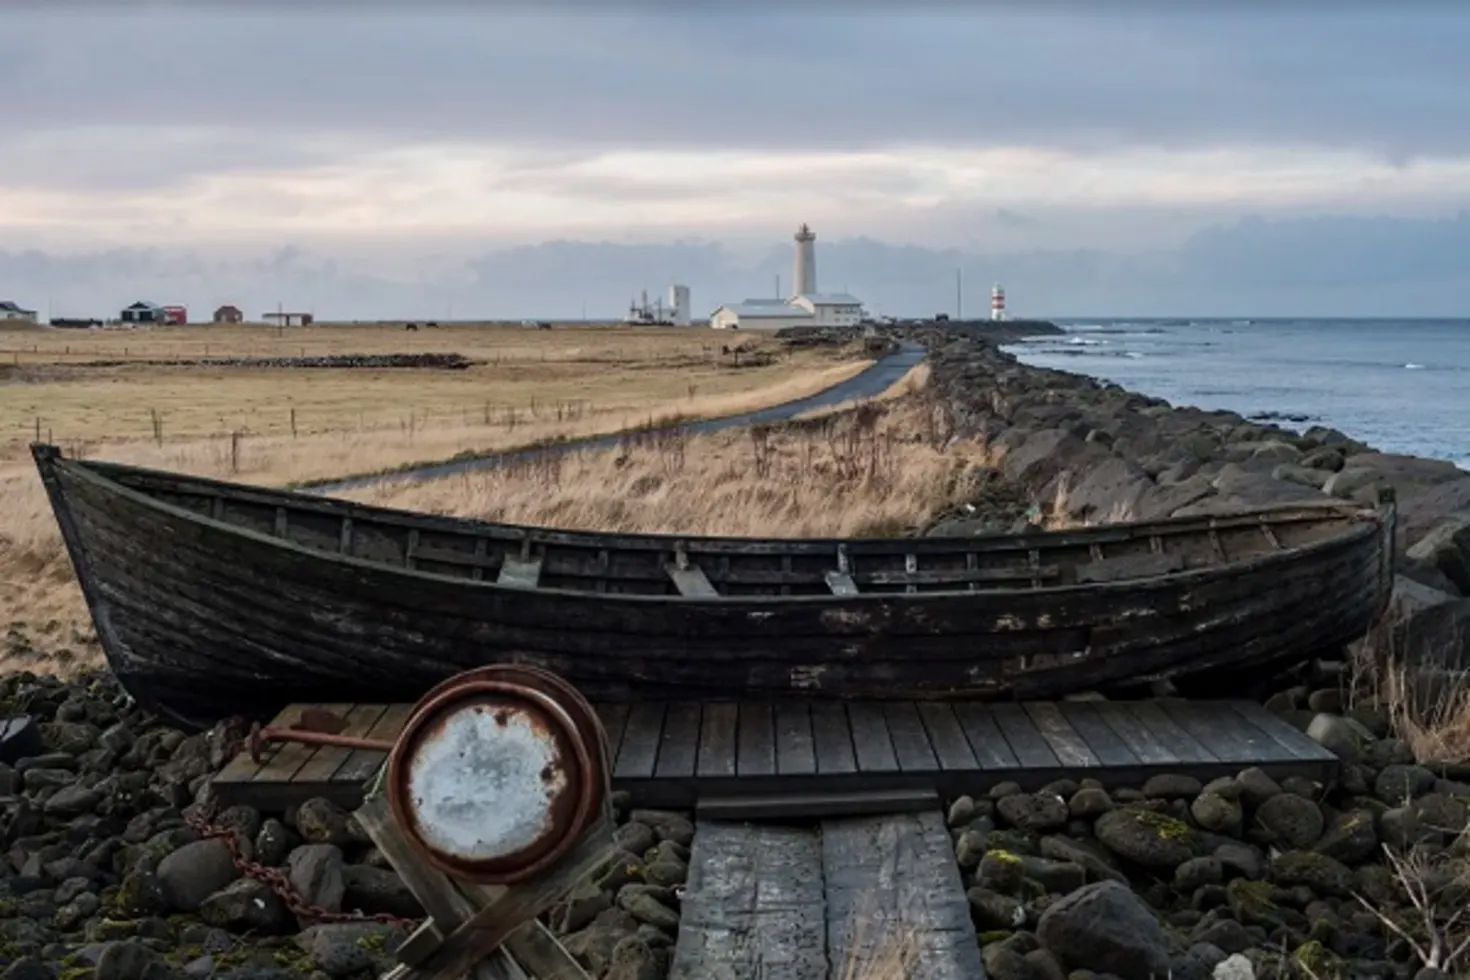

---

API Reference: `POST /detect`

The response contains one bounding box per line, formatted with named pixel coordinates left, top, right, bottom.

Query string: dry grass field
left=342, top=381, right=995, bottom=540
left=0, top=321, right=878, bottom=672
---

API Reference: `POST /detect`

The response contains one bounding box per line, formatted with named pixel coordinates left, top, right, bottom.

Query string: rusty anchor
left=247, top=706, right=394, bottom=763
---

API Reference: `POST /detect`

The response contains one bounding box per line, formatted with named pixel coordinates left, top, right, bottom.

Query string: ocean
left=1003, top=318, right=1470, bottom=472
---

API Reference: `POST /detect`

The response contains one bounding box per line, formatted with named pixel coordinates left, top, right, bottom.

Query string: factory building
left=710, top=224, right=864, bottom=330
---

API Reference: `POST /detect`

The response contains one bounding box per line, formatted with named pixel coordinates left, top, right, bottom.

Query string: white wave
left=1066, top=337, right=1106, bottom=346
left=1404, top=363, right=1426, bottom=370
left=1123, top=351, right=1145, bottom=359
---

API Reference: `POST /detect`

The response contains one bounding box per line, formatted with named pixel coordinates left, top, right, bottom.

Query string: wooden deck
left=670, top=811, right=985, bottom=980
left=210, top=696, right=1338, bottom=814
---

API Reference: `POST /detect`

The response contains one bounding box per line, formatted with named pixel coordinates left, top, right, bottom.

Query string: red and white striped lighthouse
left=990, top=284, right=1006, bottom=321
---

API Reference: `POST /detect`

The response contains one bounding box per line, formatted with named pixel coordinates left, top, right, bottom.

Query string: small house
left=212, top=304, right=244, bottom=324
left=162, top=305, right=188, bottom=325
left=0, top=301, right=38, bottom=323
left=120, top=301, right=164, bottom=324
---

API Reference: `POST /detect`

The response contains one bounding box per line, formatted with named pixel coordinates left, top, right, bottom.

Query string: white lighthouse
left=793, top=223, right=817, bottom=297
left=990, top=284, right=1007, bottom=321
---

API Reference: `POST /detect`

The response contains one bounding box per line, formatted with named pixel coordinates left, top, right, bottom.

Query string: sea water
left=1003, top=318, right=1470, bottom=471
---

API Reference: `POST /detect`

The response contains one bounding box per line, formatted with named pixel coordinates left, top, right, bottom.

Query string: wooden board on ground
left=669, top=809, right=985, bottom=980
left=210, top=697, right=1339, bottom=813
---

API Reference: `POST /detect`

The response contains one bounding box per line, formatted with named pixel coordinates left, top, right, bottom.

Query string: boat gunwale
left=49, top=445, right=1379, bottom=553
left=43, top=446, right=1388, bottom=607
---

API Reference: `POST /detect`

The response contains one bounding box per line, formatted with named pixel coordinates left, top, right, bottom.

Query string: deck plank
left=291, top=704, right=387, bottom=785
left=212, top=697, right=1341, bottom=813
left=821, top=810, right=986, bottom=980
left=696, top=702, right=738, bottom=778
left=810, top=704, right=857, bottom=775
left=614, top=702, right=666, bottom=780
left=669, top=821, right=828, bottom=980
left=655, top=702, right=702, bottom=779
left=594, top=702, right=630, bottom=766
left=883, top=701, right=939, bottom=773
left=775, top=702, right=818, bottom=776
left=846, top=702, right=898, bottom=773
left=1055, top=702, right=1141, bottom=768
left=1023, top=701, right=1101, bottom=769
left=737, top=702, right=776, bottom=777
left=990, top=703, right=1059, bottom=769
left=253, top=702, right=356, bottom=784
left=951, top=703, right=1021, bottom=772
left=1126, top=701, right=1218, bottom=764
left=917, top=703, right=978, bottom=771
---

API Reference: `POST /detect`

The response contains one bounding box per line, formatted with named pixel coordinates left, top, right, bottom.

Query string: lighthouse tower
left=990, top=284, right=1007, bottom=322
left=793, top=223, right=817, bottom=298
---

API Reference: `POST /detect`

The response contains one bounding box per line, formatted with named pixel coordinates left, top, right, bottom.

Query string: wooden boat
left=32, top=443, right=1395, bottom=730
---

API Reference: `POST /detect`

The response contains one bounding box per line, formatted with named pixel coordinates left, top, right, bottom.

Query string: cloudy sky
left=3, top=4, right=1469, bottom=319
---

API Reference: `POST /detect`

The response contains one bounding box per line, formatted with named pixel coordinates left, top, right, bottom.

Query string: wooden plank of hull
left=36, top=448, right=1390, bottom=728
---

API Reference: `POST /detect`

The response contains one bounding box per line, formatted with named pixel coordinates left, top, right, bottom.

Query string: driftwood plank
left=669, top=821, right=828, bottom=980
left=821, top=810, right=985, bottom=980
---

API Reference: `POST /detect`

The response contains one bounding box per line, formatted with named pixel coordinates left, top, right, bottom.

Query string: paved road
left=303, top=343, right=926, bottom=496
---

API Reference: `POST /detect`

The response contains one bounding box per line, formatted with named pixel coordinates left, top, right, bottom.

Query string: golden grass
left=339, top=393, right=992, bottom=542
left=1350, top=616, right=1470, bottom=770
left=0, top=322, right=880, bottom=673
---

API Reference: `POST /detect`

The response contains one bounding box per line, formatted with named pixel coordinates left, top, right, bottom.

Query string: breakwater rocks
left=0, top=670, right=687, bottom=980
left=61, top=354, right=475, bottom=371
left=901, top=326, right=1470, bottom=669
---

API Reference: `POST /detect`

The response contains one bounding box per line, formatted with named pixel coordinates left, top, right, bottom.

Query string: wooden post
left=353, top=767, right=615, bottom=980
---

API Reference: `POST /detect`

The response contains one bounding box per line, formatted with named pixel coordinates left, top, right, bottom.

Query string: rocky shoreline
left=5, top=326, right=1470, bottom=980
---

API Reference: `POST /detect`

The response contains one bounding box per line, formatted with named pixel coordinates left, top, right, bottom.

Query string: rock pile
left=0, top=670, right=689, bottom=980
left=948, top=727, right=1470, bottom=980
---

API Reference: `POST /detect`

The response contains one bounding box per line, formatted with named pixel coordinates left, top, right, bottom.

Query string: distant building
left=710, top=224, right=864, bottom=330
left=162, top=305, right=188, bottom=325
left=212, top=304, right=244, bottom=324
left=263, top=311, right=314, bottom=327
left=0, top=300, right=38, bottom=323
left=120, top=301, right=165, bottom=324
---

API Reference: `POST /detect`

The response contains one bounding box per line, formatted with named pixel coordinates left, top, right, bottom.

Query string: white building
left=668, top=284, right=691, bottom=326
left=0, top=301, right=38, bottom=323
left=710, top=224, right=864, bottom=330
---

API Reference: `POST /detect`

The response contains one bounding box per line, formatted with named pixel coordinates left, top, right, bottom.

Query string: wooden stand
left=353, top=767, right=619, bottom=980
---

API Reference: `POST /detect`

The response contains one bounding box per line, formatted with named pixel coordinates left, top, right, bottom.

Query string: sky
left=3, top=4, right=1470, bottom=320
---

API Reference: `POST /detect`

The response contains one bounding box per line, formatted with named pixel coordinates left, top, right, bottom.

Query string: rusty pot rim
left=385, top=669, right=604, bottom=884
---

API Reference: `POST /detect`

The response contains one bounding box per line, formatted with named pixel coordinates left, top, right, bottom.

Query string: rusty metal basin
left=385, top=665, right=607, bottom=883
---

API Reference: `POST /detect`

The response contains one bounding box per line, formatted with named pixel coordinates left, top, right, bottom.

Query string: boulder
left=1405, top=518, right=1470, bottom=595
left=1036, top=880, right=1174, bottom=979
left=1398, top=477, right=1470, bottom=547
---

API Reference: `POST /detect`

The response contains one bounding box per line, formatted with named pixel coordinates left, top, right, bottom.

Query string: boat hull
left=33, top=445, right=1393, bottom=730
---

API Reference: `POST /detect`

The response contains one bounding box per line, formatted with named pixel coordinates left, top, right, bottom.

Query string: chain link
left=189, top=718, right=423, bottom=929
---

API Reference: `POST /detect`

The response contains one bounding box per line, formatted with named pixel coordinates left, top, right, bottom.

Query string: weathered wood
left=1075, top=551, right=1185, bottom=584
left=32, top=444, right=1392, bottom=729
left=669, top=822, right=829, bottom=980
left=496, top=556, right=542, bottom=589
left=666, top=563, right=718, bottom=597
left=823, top=570, right=859, bottom=596
left=695, top=788, right=938, bottom=821
left=821, top=810, right=985, bottom=980
left=212, top=696, right=1343, bottom=813
left=354, top=787, right=594, bottom=980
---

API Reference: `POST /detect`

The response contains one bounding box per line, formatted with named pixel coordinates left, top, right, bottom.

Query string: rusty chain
left=184, top=717, right=423, bottom=929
